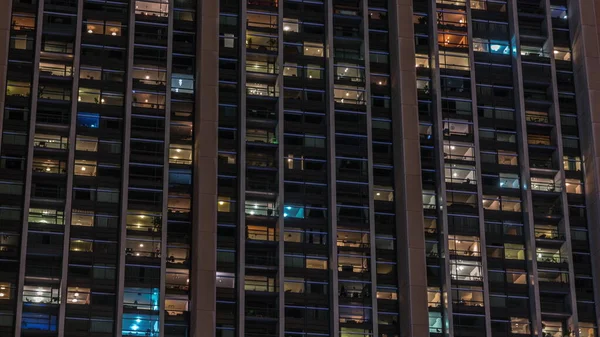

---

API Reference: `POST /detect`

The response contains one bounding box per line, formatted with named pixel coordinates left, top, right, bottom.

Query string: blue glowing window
left=284, top=206, right=304, bottom=218
left=77, top=112, right=100, bottom=128
left=22, top=313, right=57, bottom=331
left=490, top=43, right=510, bottom=55
left=122, top=313, right=159, bottom=336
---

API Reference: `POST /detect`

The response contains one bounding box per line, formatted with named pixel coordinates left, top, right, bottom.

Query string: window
left=283, top=205, right=304, bottom=218
left=70, top=239, right=93, bottom=253
left=135, top=0, right=169, bottom=17
left=429, top=312, right=443, bottom=333
left=499, top=173, right=519, bottom=188
left=12, top=13, right=35, bottom=31
left=283, top=18, right=299, bottom=32
left=376, top=288, right=397, bottom=300
left=133, top=65, right=167, bottom=84
left=445, top=164, right=476, bottom=185
left=246, top=33, right=277, bottom=51
left=123, top=287, right=159, bottom=311
left=439, top=51, right=469, bottom=70
left=169, top=144, right=192, bottom=164
left=338, top=255, right=367, bottom=273
left=416, top=53, right=429, bottom=68
left=504, top=243, right=525, bottom=260
left=563, top=156, right=582, bottom=171
left=76, top=136, right=98, bottom=152
left=126, top=211, right=161, bottom=232
left=39, top=62, right=72, bottom=77
left=6, top=80, right=30, bottom=97
left=511, top=317, right=530, bottom=334
left=66, top=287, right=90, bottom=305
left=122, top=313, right=159, bottom=336
left=443, top=141, right=475, bottom=160
left=217, top=197, right=234, bottom=213
left=284, top=278, right=304, bottom=293
left=452, top=286, right=484, bottom=306
left=23, top=285, right=60, bottom=304
left=531, top=177, right=558, bottom=192
left=498, top=151, right=518, bottom=165
left=337, top=231, right=369, bottom=248
left=334, top=85, right=366, bottom=105
left=304, top=42, right=323, bottom=57
left=74, top=160, right=97, bottom=176
left=32, top=158, right=66, bottom=174
left=473, top=38, right=510, bottom=54
left=450, top=260, right=482, bottom=281
left=428, top=288, right=442, bottom=308
left=247, top=225, right=275, bottom=241
left=565, top=179, right=583, bottom=194
left=216, top=272, right=235, bottom=288
left=77, top=113, right=99, bottom=128
left=171, top=74, right=194, bottom=94
left=448, top=235, right=480, bottom=257
left=245, top=276, right=276, bottom=292
left=28, top=209, right=64, bottom=225
left=71, top=211, right=93, bottom=227
left=85, top=20, right=122, bottom=36
left=22, top=313, right=57, bottom=331
left=554, top=47, right=571, bottom=61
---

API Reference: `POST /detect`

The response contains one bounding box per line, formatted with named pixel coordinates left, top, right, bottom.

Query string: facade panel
left=0, top=0, right=597, bottom=337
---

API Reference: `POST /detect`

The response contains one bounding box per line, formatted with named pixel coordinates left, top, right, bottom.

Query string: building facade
left=0, top=0, right=598, bottom=337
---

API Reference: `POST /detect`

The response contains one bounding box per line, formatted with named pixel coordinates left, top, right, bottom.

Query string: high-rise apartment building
left=0, top=0, right=599, bottom=337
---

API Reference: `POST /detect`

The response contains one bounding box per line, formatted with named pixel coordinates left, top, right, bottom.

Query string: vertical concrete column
left=190, top=0, right=219, bottom=336
left=389, top=1, right=429, bottom=336
left=324, top=0, right=339, bottom=336
left=276, top=2, right=285, bottom=337
left=568, top=0, right=600, bottom=329
left=541, top=0, right=580, bottom=334
left=360, top=2, right=379, bottom=337
left=14, top=0, right=45, bottom=334
left=422, top=0, right=456, bottom=334
left=236, top=0, right=247, bottom=335
left=58, top=0, right=84, bottom=335
left=159, top=3, right=175, bottom=336
left=506, top=0, right=543, bottom=335
left=115, top=1, right=137, bottom=334
left=0, top=0, right=12, bottom=140
left=464, top=1, right=493, bottom=336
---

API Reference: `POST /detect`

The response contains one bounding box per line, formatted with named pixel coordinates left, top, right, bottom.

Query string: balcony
left=245, top=201, right=279, bottom=218
left=534, top=225, right=564, bottom=241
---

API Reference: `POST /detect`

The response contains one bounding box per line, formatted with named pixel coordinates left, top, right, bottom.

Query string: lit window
left=303, top=42, right=324, bottom=57
left=75, top=135, right=98, bottom=152
left=77, top=112, right=99, bottom=128
left=74, top=159, right=97, bottom=176
left=71, top=211, right=94, bottom=227
left=67, top=287, right=90, bottom=305
left=216, top=272, right=235, bottom=288
left=283, top=205, right=304, bottom=218
left=0, top=283, right=11, bottom=300
left=169, top=144, right=192, bottom=164
left=135, top=0, right=169, bottom=17
left=28, top=209, right=64, bottom=225
left=70, top=239, right=93, bottom=253
left=23, top=285, right=60, bottom=304
left=171, top=74, right=194, bottom=94
left=511, top=317, right=530, bottom=334
left=122, top=312, right=159, bottom=336
left=283, top=18, right=299, bottom=32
